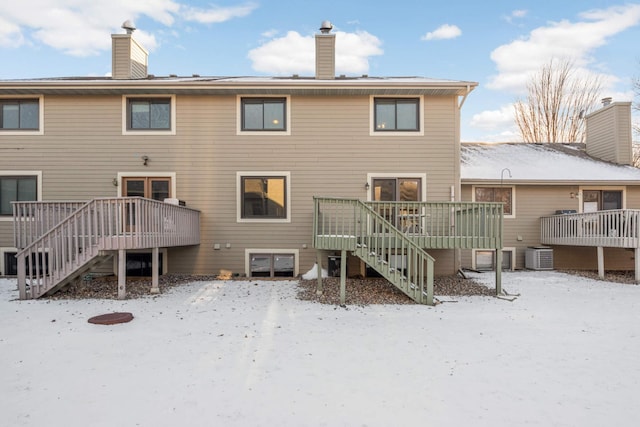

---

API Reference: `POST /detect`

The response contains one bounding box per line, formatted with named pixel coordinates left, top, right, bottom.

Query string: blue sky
left=1, top=0, right=639, bottom=142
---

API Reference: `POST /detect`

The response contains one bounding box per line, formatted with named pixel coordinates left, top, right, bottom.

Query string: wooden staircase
left=13, top=197, right=200, bottom=299
left=314, top=197, right=434, bottom=304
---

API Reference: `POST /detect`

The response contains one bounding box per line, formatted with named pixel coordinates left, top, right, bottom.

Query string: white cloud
left=0, top=0, right=256, bottom=56
left=421, top=24, right=461, bottom=41
left=180, top=2, right=257, bottom=24
left=487, top=4, right=640, bottom=93
left=0, top=15, right=24, bottom=47
left=503, top=9, right=528, bottom=24
left=248, top=30, right=383, bottom=76
left=470, top=104, right=516, bottom=131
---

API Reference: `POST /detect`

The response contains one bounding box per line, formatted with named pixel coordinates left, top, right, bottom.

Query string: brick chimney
left=585, top=100, right=633, bottom=165
left=111, top=20, right=148, bottom=80
left=315, top=21, right=335, bottom=80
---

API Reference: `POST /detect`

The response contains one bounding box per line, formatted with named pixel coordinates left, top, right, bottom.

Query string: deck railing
left=363, top=201, right=504, bottom=249
left=13, top=197, right=200, bottom=298
left=541, top=209, right=640, bottom=248
left=313, top=197, right=435, bottom=304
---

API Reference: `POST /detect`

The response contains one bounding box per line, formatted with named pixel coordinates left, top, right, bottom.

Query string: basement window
left=249, top=253, right=295, bottom=277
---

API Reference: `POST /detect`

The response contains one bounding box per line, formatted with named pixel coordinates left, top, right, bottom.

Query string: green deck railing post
left=339, top=249, right=347, bottom=305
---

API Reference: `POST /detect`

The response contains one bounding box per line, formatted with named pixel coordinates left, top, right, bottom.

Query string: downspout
left=458, top=84, right=472, bottom=109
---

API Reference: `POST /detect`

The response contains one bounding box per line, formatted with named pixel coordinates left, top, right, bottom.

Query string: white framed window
left=237, top=172, right=291, bottom=223
left=578, top=186, right=625, bottom=212
left=472, top=185, right=516, bottom=219
left=122, top=95, right=176, bottom=135
left=0, top=171, right=42, bottom=221
left=116, top=172, right=177, bottom=198
left=245, top=249, right=299, bottom=278
left=0, top=95, right=44, bottom=135
left=472, top=247, right=516, bottom=271
left=369, top=95, right=424, bottom=136
left=0, top=247, right=18, bottom=275
left=236, top=95, right=291, bottom=135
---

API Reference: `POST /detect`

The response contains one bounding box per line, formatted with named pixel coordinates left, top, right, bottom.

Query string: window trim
left=122, top=95, right=176, bottom=135
left=577, top=186, right=626, bottom=212
left=365, top=173, right=427, bottom=201
left=236, top=95, right=291, bottom=135
left=0, top=96, right=44, bottom=135
left=116, top=172, right=177, bottom=198
left=0, top=247, right=18, bottom=276
left=472, top=185, right=516, bottom=219
left=369, top=95, right=424, bottom=136
left=0, top=171, right=43, bottom=221
left=244, top=249, right=299, bottom=278
left=237, top=171, right=291, bottom=223
left=472, top=247, right=516, bottom=272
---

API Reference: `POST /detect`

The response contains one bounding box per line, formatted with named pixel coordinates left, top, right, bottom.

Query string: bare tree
left=514, top=59, right=602, bottom=143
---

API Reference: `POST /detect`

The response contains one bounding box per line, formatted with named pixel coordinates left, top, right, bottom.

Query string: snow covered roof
left=461, top=143, right=640, bottom=184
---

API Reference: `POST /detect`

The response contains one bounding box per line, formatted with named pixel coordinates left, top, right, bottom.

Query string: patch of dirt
left=297, top=274, right=496, bottom=306
left=558, top=270, right=639, bottom=285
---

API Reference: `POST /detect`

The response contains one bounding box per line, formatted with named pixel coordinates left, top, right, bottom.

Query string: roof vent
left=121, top=20, right=136, bottom=34
left=319, top=21, right=333, bottom=34
left=602, top=97, right=612, bottom=106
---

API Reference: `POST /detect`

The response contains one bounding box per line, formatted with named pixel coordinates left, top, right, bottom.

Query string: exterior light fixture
left=142, top=155, right=149, bottom=166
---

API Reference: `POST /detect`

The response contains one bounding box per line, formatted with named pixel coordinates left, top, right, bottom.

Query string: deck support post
left=316, top=250, right=323, bottom=295
left=495, top=248, right=502, bottom=295
left=635, top=248, right=640, bottom=283
left=339, top=249, right=347, bottom=305
left=17, top=254, right=27, bottom=300
left=597, top=246, right=605, bottom=279
left=118, top=249, right=126, bottom=300
left=150, top=247, right=160, bottom=294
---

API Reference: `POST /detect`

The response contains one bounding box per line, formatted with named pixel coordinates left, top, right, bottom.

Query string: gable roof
left=461, top=142, right=640, bottom=185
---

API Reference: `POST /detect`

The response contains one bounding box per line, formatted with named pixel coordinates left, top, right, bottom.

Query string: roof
left=461, top=142, right=640, bottom=184
left=0, top=75, right=478, bottom=96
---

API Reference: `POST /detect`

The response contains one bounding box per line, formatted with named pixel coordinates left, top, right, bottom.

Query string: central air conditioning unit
left=525, top=247, right=553, bottom=270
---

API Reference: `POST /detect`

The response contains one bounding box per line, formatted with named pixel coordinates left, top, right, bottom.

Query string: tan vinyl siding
left=462, top=183, right=640, bottom=271
left=586, top=102, right=632, bottom=165
left=315, top=35, right=336, bottom=80
left=0, top=92, right=461, bottom=277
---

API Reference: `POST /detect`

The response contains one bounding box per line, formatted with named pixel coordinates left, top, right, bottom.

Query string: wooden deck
left=13, top=198, right=200, bottom=299
left=541, top=209, right=640, bottom=281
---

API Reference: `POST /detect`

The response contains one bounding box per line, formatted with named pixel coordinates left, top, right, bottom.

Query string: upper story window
left=374, top=98, right=419, bottom=132
left=1, top=100, right=39, bottom=130
left=237, top=96, right=291, bottom=135
left=128, top=98, right=170, bottom=129
left=237, top=172, right=291, bottom=222
left=241, top=97, right=286, bottom=131
left=0, top=98, right=43, bottom=134
left=474, top=186, right=514, bottom=217
left=0, top=175, right=38, bottom=216
left=122, top=95, right=176, bottom=135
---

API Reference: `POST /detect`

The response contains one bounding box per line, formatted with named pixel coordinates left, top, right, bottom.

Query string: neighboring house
left=461, top=101, right=640, bottom=278
left=0, top=22, right=504, bottom=304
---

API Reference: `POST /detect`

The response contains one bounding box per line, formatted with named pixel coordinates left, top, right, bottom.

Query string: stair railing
left=313, top=197, right=435, bottom=304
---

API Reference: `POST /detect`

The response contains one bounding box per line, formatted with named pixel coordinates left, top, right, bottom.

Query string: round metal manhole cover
left=88, top=312, right=134, bottom=325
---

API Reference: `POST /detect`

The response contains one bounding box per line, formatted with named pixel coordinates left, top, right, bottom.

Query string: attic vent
left=602, top=97, right=612, bottom=106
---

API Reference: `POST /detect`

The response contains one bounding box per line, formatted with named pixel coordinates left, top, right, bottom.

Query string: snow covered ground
left=1, top=271, right=639, bottom=427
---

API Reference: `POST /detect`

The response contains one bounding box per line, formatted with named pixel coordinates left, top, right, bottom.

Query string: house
left=461, top=100, right=640, bottom=279
left=0, top=21, right=504, bottom=304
